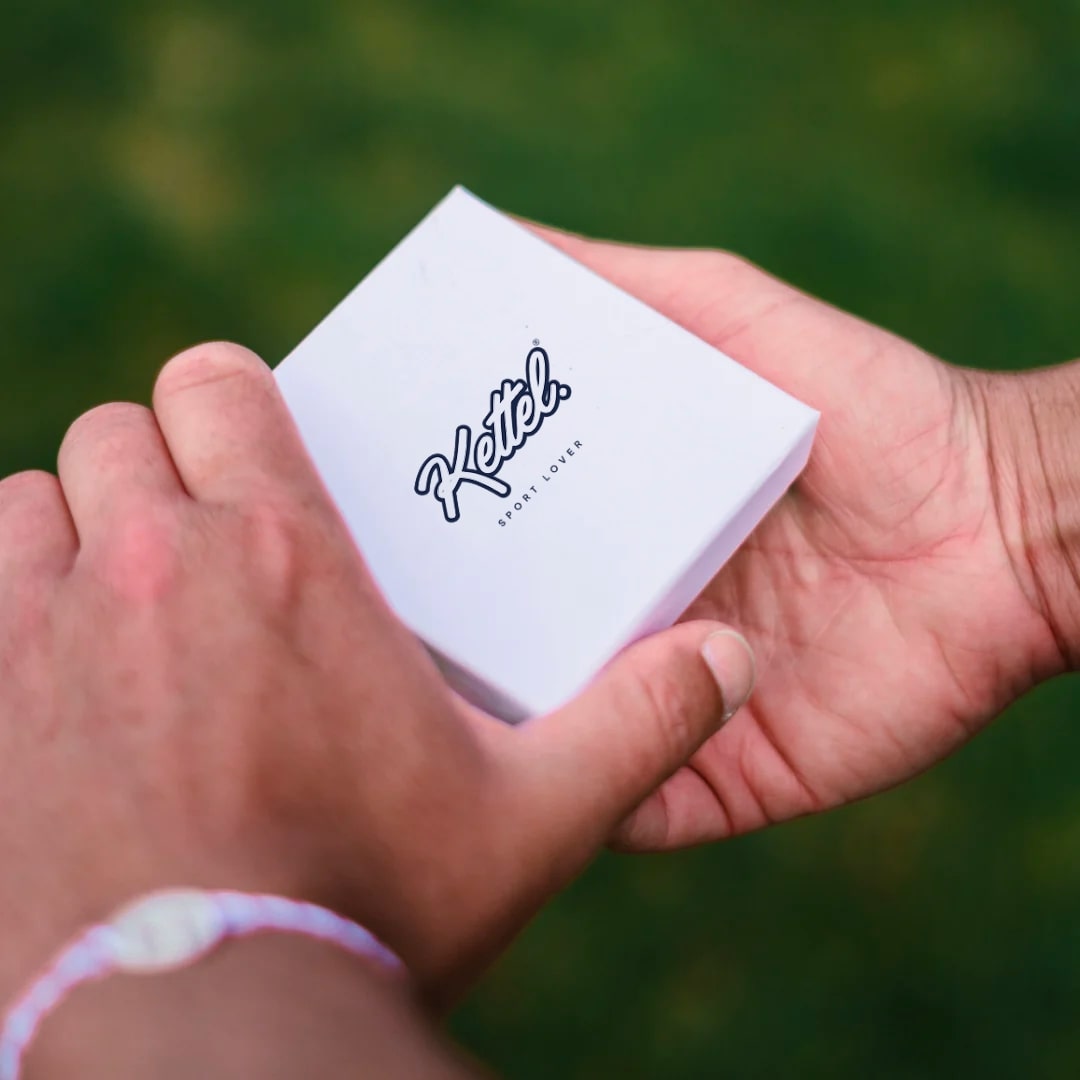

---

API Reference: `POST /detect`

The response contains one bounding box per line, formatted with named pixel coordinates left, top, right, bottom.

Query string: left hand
left=529, top=224, right=1075, bottom=852
left=0, top=342, right=751, bottom=1005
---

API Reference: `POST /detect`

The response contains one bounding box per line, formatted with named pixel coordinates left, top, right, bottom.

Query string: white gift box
left=276, top=188, right=818, bottom=722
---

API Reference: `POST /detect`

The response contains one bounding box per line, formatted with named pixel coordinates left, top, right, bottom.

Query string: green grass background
left=3, top=2, right=1080, bottom=1075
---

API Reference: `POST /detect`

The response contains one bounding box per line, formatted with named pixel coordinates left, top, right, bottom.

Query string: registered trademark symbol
left=532, top=338, right=540, bottom=346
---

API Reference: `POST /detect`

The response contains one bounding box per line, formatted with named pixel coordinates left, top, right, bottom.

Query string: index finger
left=152, top=342, right=322, bottom=506
left=524, top=221, right=800, bottom=366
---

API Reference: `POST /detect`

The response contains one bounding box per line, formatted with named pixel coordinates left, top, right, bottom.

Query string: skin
left=0, top=339, right=751, bottom=1074
left=2, top=226, right=1078, bottom=1075
left=29, top=937, right=486, bottom=1079
left=528, top=226, right=1080, bottom=850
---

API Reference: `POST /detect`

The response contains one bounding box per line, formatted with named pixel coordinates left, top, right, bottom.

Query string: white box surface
left=276, top=187, right=818, bottom=721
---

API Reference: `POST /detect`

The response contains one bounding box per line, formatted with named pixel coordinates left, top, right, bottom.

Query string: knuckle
left=0, top=472, right=68, bottom=554
left=0, top=469, right=59, bottom=504
left=155, top=342, right=270, bottom=401
left=0, top=576, right=51, bottom=650
left=623, top=657, right=698, bottom=760
left=651, top=681, right=697, bottom=755
left=93, top=502, right=183, bottom=603
left=62, top=402, right=150, bottom=453
left=236, top=498, right=312, bottom=597
left=698, top=248, right=759, bottom=283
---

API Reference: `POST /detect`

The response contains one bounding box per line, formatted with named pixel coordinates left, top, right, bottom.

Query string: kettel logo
left=414, top=344, right=571, bottom=523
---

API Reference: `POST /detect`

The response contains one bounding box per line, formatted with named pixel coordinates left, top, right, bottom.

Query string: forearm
left=977, top=360, right=1080, bottom=671
left=24, top=935, right=484, bottom=1079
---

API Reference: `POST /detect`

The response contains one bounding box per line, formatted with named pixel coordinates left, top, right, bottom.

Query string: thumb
left=516, top=620, right=756, bottom=850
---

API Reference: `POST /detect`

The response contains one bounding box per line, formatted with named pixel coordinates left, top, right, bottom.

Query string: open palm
left=535, top=226, right=1061, bottom=849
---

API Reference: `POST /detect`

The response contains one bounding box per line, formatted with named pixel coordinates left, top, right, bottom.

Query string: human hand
left=531, top=225, right=1080, bottom=849
left=0, top=342, right=754, bottom=1009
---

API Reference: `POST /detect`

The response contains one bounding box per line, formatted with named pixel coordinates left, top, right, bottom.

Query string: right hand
left=0, top=342, right=748, bottom=1006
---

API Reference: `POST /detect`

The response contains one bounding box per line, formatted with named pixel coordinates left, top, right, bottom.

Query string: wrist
left=24, top=933, right=475, bottom=1079
left=0, top=810, right=330, bottom=1005
left=970, top=362, right=1080, bottom=673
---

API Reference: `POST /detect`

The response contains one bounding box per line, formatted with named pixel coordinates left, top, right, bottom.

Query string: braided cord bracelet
left=0, top=888, right=405, bottom=1080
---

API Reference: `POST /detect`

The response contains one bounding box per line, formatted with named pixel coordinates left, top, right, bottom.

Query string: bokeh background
left=4, top=1, right=1080, bottom=1075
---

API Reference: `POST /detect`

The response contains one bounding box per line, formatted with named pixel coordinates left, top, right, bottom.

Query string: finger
left=0, top=470, right=78, bottom=577
left=515, top=622, right=755, bottom=849
left=612, top=696, right=831, bottom=851
left=610, top=763, right=735, bottom=852
left=152, top=342, right=321, bottom=505
left=57, top=403, right=184, bottom=538
left=524, top=220, right=884, bottom=416
left=527, top=222, right=706, bottom=300
left=524, top=221, right=792, bottom=345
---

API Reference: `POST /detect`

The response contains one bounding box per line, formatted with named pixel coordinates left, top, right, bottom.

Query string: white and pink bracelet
left=0, top=888, right=405, bottom=1080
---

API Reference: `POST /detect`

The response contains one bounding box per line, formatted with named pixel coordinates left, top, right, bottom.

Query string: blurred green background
left=4, top=1, right=1080, bottom=1075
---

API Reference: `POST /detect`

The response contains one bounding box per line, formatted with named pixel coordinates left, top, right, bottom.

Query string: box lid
left=276, top=187, right=818, bottom=720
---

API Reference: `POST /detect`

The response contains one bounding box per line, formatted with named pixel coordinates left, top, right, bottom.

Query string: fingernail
left=701, top=630, right=756, bottom=726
